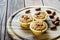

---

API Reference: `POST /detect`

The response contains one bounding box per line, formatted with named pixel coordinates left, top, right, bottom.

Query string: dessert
left=33, top=11, right=48, bottom=21
left=30, top=20, right=48, bottom=36
left=55, top=17, right=59, bottom=21
left=18, top=14, right=34, bottom=28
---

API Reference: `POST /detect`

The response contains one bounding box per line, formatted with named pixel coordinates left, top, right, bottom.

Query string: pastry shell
left=18, top=14, right=34, bottom=29
left=30, top=20, right=48, bottom=36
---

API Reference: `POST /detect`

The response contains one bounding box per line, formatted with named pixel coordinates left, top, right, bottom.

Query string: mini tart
left=30, top=20, right=48, bottom=36
left=33, top=11, right=48, bottom=21
left=18, top=14, right=34, bottom=28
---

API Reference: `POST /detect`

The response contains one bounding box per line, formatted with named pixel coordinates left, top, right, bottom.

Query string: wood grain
left=1, top=0, right=24, bottom=40
left=0, top=0, right=7, bottom=40
left=7, top=0, right=24, bottom=19
left=5, top=0, right=24, bottom=40
left=43, top=0, right=60, bottom=10
left=25, top=0, right=43, bottom=7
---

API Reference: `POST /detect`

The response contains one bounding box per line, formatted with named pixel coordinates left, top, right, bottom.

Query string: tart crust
left=30, top=20, right=48, bottom=36
left=33, top=11, right=48, bottom=21
left=18, top=14, right=34, bottom=28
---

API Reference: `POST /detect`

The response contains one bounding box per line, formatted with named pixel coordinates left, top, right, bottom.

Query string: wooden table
left=0, top=0, right=60, bottom=40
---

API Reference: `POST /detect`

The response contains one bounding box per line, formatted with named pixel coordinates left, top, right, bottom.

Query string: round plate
left=7, top=6, right=60, bottom=40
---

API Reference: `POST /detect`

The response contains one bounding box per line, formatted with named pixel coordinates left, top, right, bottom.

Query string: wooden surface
left=0, top=0, right=7, bottom=40
left=43, top=0, right=60, bottom=10
left=0, top=0, right=60, bottom=40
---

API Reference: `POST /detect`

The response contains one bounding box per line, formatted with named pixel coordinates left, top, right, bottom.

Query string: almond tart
left=18, top=14, right=34, bottom=28
left=30, top=20, right=48, bottom=36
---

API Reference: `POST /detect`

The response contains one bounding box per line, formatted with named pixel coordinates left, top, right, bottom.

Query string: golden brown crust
left=19, top=14, right=33, bottom=23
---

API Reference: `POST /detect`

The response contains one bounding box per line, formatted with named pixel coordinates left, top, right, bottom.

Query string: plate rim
left=7, top=6, right=60, bottom=40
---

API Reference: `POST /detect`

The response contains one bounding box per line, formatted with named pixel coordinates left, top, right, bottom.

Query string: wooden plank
left=25, top=0, right=43, bottom=7
left=0, top=0, right=7, bottom=40
left=7, top=0, right=24, bottom=19
left=43, top=0, right=60, bottom=10
left=5, top=0, right=24, bottom=40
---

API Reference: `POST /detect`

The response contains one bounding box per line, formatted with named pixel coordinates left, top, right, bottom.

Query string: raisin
left=35, top=8, right=41, bottom=11
left=25, top=10, right=30, bottom=13
left=46, top=10, right=51, bottom=14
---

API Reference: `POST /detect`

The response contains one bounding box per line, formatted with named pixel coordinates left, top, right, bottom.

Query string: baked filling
left=32, top=21, right=46, bottom=31
left=34, top=12, right=46, bottom=19
left=19, top=14, right=33, bottom=23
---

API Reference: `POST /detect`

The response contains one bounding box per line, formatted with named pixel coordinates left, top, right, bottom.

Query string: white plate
left=7, top=6, right=60, bottom=40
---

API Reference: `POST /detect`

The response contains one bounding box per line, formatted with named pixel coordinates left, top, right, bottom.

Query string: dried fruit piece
left=35, top=8, right=41, bottom=11
left=50, top=25, right=56, bottom=30
left=47, top=20, right=57, bottom=30
left=49, top=15, right=54, bottom=19
left=54, top=21, right=59, bottom=25
left=51, top=17, right=59, bottom=23
left=52, top=11, right=56, bottom=16
left=46, top=10, right=51, bottom=14
left=25, top=10, right=30, bottom=13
